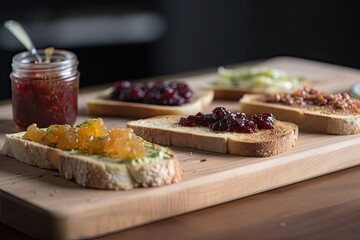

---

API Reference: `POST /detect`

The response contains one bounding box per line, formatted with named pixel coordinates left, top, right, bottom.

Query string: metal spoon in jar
left=4, top=20, right=42, bottom=63
left=44, top=47, right=55, bottom=63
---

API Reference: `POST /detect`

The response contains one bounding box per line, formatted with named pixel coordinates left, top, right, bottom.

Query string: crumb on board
left=189, top=152, right=195, bottom=156
left=280, top=222, right=287, bottom=227
left=200, top=159, right=207, bottom=162
left=15, top=171, right=20, bottom=175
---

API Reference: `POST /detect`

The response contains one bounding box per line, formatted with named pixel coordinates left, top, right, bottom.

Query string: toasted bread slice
left=127, top=116, right=298, bottom=157
left=202, top=84, right=314, bottom=100
left=239, top=94, right=360, bottom=135
left=202, top=66, right=307, bottom=100
left=86, top=89, right=214, bottom=118
left=2, top=132, right=182, bottom=190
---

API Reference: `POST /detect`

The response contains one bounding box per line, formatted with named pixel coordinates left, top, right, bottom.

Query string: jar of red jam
left=10, top=49, right=79, bottom=130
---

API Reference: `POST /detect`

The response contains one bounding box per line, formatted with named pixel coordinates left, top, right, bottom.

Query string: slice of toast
left=2, top=132, right=182, bottom=190
left=202, top=66, right=307, bottom=100
left=239, top=94, right=360, bottom=135
left=86, top=88, right=214, bottom=118
left=127, top=116, right=298, bottom=157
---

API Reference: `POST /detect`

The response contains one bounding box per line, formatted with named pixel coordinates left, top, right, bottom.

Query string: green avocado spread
left=67, top=142, right=172, bottom=166
left=213, top=66, right=306, bottom=93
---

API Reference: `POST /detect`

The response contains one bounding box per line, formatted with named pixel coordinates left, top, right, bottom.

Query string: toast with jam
left=239, top=87, right=360, bottom=135
left=87, top=80, right=214, bottom=118
left=127, top=107, right=298, bottom=157
left=2, top=118, right=182, bottom=190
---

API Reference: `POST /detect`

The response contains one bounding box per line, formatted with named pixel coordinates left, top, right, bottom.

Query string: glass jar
left=10, top=49, right=79, bottom=130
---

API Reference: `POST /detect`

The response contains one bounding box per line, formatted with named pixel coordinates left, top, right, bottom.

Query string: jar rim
left=12, top=49, right=78, bottom=70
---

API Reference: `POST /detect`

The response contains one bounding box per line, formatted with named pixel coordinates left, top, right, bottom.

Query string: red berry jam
left=11, top=76, right=78, bottom=130
left=110, top=80, right=193, bottom=106
left=10, top=50, right=79, bottom=130
left=179, top=107, right=275, bottom=133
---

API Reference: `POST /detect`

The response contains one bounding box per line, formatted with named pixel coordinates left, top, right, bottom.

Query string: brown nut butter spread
left=264, top=87, right=360, bottom=113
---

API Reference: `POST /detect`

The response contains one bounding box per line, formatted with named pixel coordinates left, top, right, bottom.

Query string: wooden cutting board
left=1, top=57, right=360, bottom=240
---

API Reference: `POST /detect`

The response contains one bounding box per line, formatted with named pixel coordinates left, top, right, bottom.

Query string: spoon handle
left=4, top=20, right=42, bottom=63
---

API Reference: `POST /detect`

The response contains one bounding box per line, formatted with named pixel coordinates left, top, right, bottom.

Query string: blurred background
left=0, top=0, right=359, bottom=99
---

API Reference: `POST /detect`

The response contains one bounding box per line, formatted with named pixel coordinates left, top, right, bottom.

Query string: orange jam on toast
left=23, top=118, right=145, bottom=160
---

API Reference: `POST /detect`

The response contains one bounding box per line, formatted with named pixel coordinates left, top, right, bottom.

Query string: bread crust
left=127, top=116, right=298, bottom=157
left=239, top=94, right=360, bottom=135
left=202, top=85, right=301, bottom=100
left=202, top=86, right=249, bottom=100
left=2, top=133, right=183, bottom=190
left=86, top=89, right=214, bottom=118
left=2, top=132, right=59, bottom=169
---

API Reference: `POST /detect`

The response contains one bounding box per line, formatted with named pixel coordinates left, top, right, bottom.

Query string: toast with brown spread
left=239, top=87, right=360, bottom=134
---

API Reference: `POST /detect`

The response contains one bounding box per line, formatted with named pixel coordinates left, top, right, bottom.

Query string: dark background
left=1, top=0, right=359, bottom=99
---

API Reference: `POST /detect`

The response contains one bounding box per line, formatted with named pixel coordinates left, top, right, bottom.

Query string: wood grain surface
left=1, top=57, right=360, bottom=240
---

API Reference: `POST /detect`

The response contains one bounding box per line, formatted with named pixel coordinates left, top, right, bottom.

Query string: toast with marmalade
left=2, top=118, right=182, bottom=190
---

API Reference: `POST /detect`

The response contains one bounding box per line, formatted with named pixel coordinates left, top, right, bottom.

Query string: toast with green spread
left=203, top=66, right=307, bottom=100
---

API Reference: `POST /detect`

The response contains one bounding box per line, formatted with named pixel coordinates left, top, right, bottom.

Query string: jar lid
left=349, top=82, right=360, bottom=99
